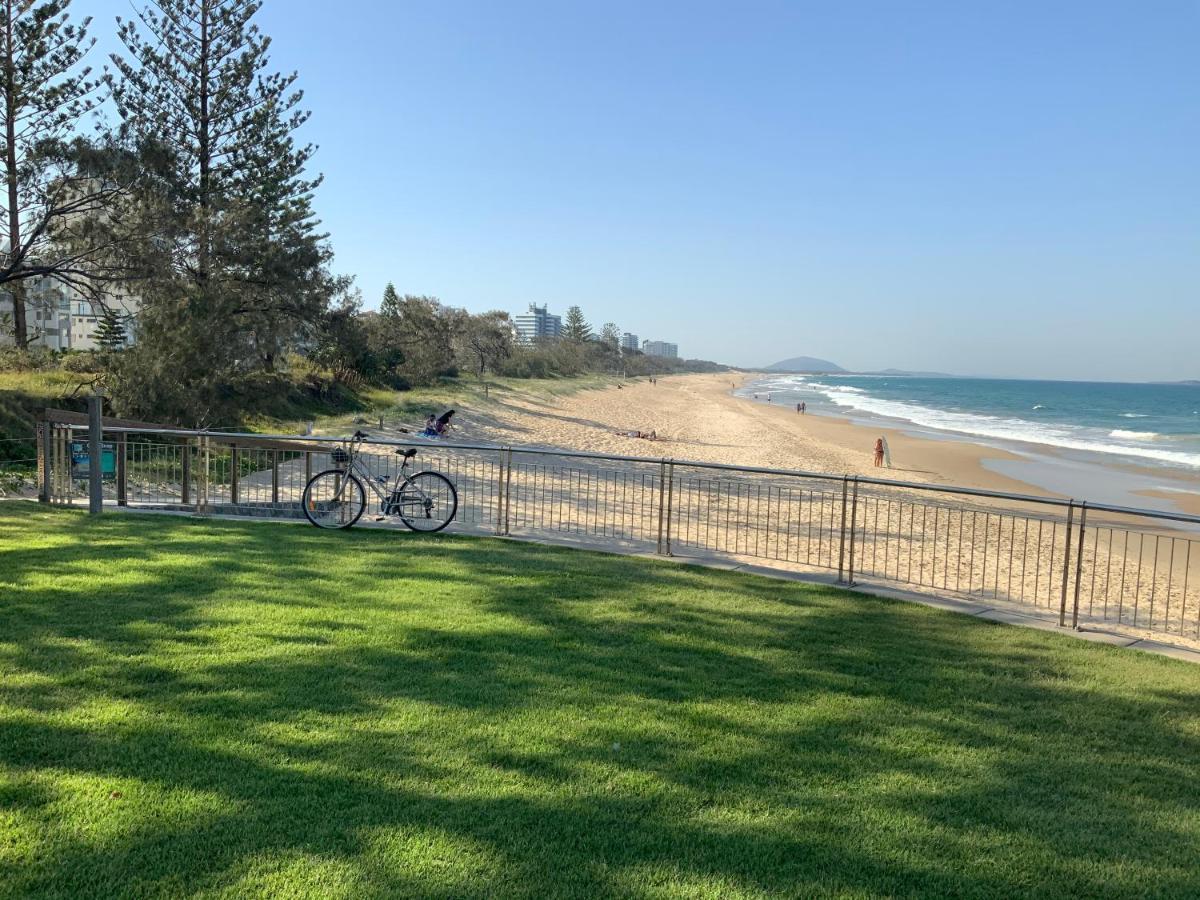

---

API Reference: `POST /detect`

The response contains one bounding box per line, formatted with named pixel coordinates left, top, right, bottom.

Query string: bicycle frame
left=334, top=437, right=430, bottom=509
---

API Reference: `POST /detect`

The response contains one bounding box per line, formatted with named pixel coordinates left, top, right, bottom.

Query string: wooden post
left=271, top=450, right=280, bottom=505
left=181, top=440, right=191, bottom=507
left=116, top=433, right=128, bottom=507
left=230, top=445, right=240, bottom=505
left=37, top=421, right=49, bottom=503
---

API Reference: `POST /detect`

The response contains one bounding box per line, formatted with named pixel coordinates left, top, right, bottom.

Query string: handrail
left=85, top=423, right=1200, bottom=527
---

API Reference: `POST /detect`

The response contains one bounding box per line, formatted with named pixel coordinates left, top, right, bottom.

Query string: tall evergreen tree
left=106, top=0, right=337, bottom=422
left=380, top=282, right=400, bottom=317
left=562, top=305, right=591, bottom=343
left=93, top=306, right=127, bottom=351
left=0, top=1, right=123, bottom=348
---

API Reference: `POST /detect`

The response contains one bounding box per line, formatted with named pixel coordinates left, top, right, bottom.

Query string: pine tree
left=94, top=306, right=127, bottom=351
left=380, top=282, right=401, bottom=317
left=562, top=305, right=591, bottom=343
left=107, top=0, right=337, bottom=422
left=0, top=1, right=119, bottom=348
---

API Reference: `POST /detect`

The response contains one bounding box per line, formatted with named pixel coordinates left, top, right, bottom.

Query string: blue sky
left=86, top=1, right=1198, bottom=380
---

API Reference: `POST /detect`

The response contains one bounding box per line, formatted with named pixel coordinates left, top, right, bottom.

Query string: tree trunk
left=3, top=0, right=27, bottom=348
left=196, top=0, right=211, bottom=283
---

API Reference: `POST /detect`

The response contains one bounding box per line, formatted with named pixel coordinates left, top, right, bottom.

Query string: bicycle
left=301, top=430, right=458, bottom=532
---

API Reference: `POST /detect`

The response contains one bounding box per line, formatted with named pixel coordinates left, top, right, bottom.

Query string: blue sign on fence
left=70, top=441, right=117, bottom=479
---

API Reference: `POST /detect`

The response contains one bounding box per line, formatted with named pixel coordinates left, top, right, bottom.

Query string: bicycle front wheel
left=397, top=471, right=458, bottom=533
left=302, top=470, right=367, bottom=529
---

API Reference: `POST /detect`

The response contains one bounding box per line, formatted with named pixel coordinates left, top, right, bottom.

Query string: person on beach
left=796, top=402, right=801, bottom=414
left=800, top=402, right=806, bottom=414
left=873, top=437, right=885, bottom=467
left=881, top=435, right=892, bottom=468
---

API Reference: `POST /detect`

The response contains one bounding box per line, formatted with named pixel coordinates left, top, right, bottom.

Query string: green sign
left=70, top=441, right=117, bottom=479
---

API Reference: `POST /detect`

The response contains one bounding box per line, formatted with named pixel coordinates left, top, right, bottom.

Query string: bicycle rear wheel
left=397, top=471, right=458, bottom=533
left=303, top=470, right=367, bottom=529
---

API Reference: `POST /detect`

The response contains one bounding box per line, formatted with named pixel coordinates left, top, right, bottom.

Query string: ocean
left=742, top=375, right=1200, bottom=473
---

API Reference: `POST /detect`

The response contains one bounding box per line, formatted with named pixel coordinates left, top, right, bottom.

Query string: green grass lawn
left=1, top=503, right=1198, bottom=898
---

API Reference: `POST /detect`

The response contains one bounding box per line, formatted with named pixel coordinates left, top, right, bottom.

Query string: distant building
left=0, top=277, right=138, bottom=351
left=620, top=332, right=639, bottom=352
left=642, top=340, right=678, bottom=359
left=513, top=303, right=562, bottom=343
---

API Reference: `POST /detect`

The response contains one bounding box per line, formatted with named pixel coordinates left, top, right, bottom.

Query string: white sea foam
left=1120, top=413, right=1148, bottom=418
left=779, top=382, right=1200, bottom=470
left=1032, top=404, right=1046, bottom=410
left=1110, top=429, right=1159, bottom=440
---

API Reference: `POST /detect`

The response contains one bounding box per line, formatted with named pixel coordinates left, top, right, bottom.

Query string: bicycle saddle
left=395, top=448, right=417, bottom=459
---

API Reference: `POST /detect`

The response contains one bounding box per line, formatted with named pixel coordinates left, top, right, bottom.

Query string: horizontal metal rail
left=89, top=424, right=1200, bottom=527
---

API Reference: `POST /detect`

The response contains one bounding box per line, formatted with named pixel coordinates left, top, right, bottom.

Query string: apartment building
left=513, top=303, right=562, bottom=343
left=642, top=340, right=678, bottom=359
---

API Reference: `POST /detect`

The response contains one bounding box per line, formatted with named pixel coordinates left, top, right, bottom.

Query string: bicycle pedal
left=373, top=515, right=386, bottom=522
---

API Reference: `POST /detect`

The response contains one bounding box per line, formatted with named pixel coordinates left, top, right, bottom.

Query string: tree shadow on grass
left=2, top=503, right=1200, bottom=897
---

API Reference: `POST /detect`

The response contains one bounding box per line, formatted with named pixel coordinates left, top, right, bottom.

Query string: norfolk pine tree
left=107, top=0, right=337, bottom=422
left=562, top=305, right=591, bottom=343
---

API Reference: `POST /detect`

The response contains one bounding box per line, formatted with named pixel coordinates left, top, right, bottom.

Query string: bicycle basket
left=331, top=447, right=350, bottom=464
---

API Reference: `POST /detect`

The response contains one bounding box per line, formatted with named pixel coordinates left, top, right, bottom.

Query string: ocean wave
left=1110, top=429, right=1159, bottom=440
left=1120, top=413, right=1148, bottom=418
left=799, top=385, right=1200, bottom=469
left=1032, top=404, right=1046, bottom=410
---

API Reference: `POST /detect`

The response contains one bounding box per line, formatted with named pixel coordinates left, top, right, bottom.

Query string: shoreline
left=445, top=373, right=1056, bottom=499
left=431, top=372, right=1200, bottom=517
left=739, top=372, right=1200, bottom=516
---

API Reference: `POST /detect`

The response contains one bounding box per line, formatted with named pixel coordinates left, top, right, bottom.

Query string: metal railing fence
left=37, top=418, right=1200, bottom=644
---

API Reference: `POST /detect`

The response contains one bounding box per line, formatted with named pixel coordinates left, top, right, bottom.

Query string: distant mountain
left=765, top=356, right=845, bottom=373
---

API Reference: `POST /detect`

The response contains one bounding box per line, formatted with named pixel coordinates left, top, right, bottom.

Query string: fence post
left=654, top=459, right=666, bottom=553
left=494, top=448, right=507, bottom=535
left=116, top=433, right=128, bottom=507
left=837, top=476, right=849, bottom=582
left=181, top=439, right=191, bottom=507
left=846, top=476, right=860, bottom=586
left=197, top=436, right=210, bottom=516
left=304, top=448, right=313, bottom=485
left=1058, top=501, right=1076, bottom=627
left=502, top=448, right=514, bottom=536
left=37, top=421, right=50, bottom=503
left=1071, top=502, right=1088, bottom=629
left=271, top=449, right=280, bottom=505
left=230, top=445, right=240, bottom=505
left=87, top=391, right=103, bottom=516
left=660, top=461, right=675, bottom=556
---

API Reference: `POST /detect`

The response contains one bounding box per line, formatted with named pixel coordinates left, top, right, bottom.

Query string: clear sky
left=85, top=1, right=1198, bottom=380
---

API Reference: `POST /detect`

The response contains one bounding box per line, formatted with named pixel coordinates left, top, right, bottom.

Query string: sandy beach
left=448, top=373, right=1056, bottom=498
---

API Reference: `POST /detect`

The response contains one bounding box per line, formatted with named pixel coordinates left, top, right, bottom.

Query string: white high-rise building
left=620, top=332, right=639, bottom=352
left=513, top=304, right=562, bottom=343
left=642, top=340, right=678, bottom=359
